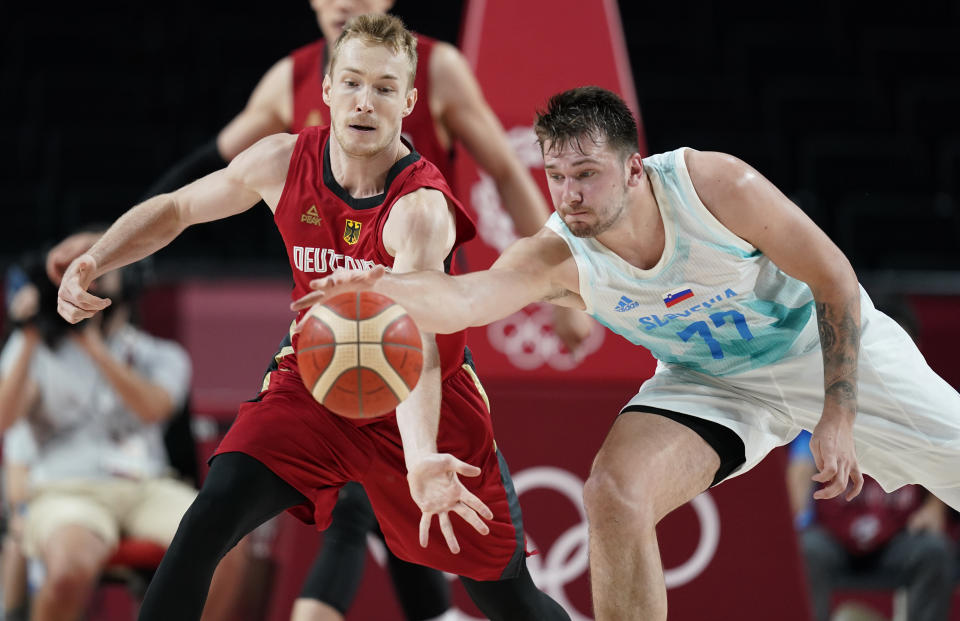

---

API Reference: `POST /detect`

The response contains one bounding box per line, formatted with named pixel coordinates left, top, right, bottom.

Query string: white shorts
left=623, top=295, right=960, bottom=509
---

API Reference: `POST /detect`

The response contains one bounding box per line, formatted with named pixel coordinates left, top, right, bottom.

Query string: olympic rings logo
left=486, top=302, right=605, bottom=371
left=367, top=466, right=721, bottom=620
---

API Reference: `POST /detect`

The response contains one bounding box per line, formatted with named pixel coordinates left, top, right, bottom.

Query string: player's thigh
left=124, top=477, right=198, bottom=545
left=588, top=411, right=721, bottom=521
left=23, top=490, right=120, bottom=558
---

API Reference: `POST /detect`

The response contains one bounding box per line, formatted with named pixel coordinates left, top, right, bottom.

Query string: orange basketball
left=296, top=291, right=423, bottom=419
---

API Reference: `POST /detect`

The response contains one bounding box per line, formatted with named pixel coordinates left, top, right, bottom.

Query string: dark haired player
left=295, top=85, right=960, bottom=620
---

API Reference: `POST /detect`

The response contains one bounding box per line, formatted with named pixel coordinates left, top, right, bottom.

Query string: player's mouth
left=349, top=124, right=376, bottom=132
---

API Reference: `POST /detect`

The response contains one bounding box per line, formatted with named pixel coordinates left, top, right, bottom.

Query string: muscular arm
left=382, top=188, right=457, bottom=467
left=297, top=229, right=579, bottom=334
left=430, top=43, right=549, bottom=237
left=687, top=149, right=863, bottom=499
left=58, top=134, right=295, bottom=323
left=382, top=188, right=495, bottom=552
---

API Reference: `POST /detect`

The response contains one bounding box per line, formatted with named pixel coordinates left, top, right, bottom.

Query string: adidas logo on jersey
left=301, top=205, right=322, bottom=226
left=614, top=296, right=639, bottom=312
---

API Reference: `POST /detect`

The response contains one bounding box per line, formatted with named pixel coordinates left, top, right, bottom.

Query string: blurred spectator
left=0, top=241, right=241, bottom=621
left=788, top=431, right=955, bottom=621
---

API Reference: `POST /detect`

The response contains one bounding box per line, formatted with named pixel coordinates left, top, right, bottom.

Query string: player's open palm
left=810, top=415, right=864, bottom=501
left=407, top=453, right=494, bottom=554
left=291, top=266, right=386, bottom=312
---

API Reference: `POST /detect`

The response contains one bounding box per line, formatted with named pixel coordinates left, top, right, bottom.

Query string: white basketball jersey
left=545, top=147, right=819, bottom=376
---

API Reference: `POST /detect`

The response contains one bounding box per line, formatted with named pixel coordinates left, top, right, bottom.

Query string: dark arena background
left=2, top=1, right=959, bottom=620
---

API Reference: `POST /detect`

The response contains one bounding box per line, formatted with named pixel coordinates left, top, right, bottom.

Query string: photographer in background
left=0, top=240, right=241, bottom=621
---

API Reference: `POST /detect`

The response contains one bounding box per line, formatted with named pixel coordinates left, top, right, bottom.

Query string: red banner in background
left=453, top=0, right=654, bottom=380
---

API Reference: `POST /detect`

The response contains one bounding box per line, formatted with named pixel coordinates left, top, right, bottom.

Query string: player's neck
left=328, top=138, right=410, bottom=199
left=596, top=182, right=665, bottom=270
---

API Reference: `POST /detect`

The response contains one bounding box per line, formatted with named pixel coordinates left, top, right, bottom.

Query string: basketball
left=296, top=291, right=423, bottom=419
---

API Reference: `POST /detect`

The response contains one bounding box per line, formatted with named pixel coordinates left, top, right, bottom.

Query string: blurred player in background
left=294, top=86, right=960, bottom=621
left=57, top=15, right=570, bottom=621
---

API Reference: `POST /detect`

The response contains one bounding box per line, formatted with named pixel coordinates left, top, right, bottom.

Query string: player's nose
left=561, top=179, right=582, bottom=205
left=355, top=87, right=374, bottom=113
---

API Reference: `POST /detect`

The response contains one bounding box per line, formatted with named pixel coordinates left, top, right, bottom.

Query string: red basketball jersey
left=289, top=35, right=454, bottom=184
left=275, top=125, right=475, bottom=379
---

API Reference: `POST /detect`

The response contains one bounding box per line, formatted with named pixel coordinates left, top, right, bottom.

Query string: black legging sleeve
left=298, top=481, right=451, bottom=620
left=138, top=452, right=306, bottom=621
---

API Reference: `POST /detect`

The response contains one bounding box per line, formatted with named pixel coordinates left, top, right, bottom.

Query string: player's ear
left=322, top=74, right=332, bottom=106
left=625, top=152, right=644, bottom=187
left=402, top=87, right=417, bottom=119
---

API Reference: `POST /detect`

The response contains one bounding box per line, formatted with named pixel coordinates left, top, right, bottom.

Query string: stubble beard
left=567, top=191, right=627, bottom=238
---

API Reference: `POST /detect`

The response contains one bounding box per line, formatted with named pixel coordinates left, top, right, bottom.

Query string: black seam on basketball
left=296, top=343, right=339, bottom=355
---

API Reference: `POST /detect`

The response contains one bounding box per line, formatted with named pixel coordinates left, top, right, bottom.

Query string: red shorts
left=213, top=355, right=524, bottom=581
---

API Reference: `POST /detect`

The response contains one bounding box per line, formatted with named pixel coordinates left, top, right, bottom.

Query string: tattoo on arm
left=816, top=301, right=860, bottom=413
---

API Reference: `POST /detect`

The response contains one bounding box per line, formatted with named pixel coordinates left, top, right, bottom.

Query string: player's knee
left=177, top=488, right=243, bottom=551
left=328, top=483, right=377, bottom=537
left=582, top=469, right=654, bottom=529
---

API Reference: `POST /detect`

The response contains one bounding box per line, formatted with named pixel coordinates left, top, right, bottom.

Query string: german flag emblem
left=343, top=219, right=362, bottom=245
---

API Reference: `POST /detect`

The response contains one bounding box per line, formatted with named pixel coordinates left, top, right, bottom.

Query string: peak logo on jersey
left=343, top=220, right=362, bottom=245
left=614, top=296, right=639, bottom=313
left=664, top=288, right=694, bottom=308
left=300, top=205, right=322, bottom=226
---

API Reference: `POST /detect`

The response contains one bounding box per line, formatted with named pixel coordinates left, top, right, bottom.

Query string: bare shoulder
left=390, top=188, right=455, bottom=230
left=683, top=148, right=757, bottom=201
left=383, top=188, right=456, bottom=259
left=427, top=41, right=480, bottom=104
left=427, top=40, right=469, bottom=80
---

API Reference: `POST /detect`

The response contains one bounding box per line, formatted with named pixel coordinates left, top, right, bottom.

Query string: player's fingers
left=438, top=512, right=460, bottom=554
left=419, top=512, right=432, bottom=548
left=452, top=502, right=490, bottom=536
left=447, top=456, right=481, bottom=478
left=813, top=471, right=846, bottom=500
left=56, top=297, right=95, bottom=324
left=811, top=452, right=837, bottom=483
left=290, top=290, right=326, bottom=312
left=846, top=463, right=865, bottom=501
left=810, top=436, right=824, bottom=471
left=459, top=488, right=494, bottom=521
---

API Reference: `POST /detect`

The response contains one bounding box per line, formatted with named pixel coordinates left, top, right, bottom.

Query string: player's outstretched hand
left=810, top=414, right=863, bottom=501
left=290, top=266, right=387, bottom=313
left=57, top=254, right=111, bottom=324
left=407, top=453, right=494, bottom=554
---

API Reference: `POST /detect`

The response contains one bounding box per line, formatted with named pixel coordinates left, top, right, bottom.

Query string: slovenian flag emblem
left=663, top=288, right=694, bottom=308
